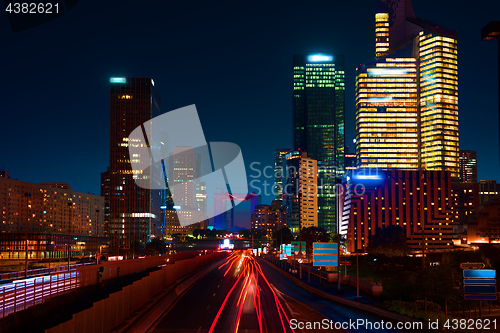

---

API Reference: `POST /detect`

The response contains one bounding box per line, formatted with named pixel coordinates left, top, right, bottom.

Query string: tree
left=271, top=227, right=293, bottom=247
left=146, top=237, right=165, bottom=255
left=193, top=229, right=200, bottom=239
left=366, top=225, right=410, bottom=257
left=239, top=229, right=262, bottom=240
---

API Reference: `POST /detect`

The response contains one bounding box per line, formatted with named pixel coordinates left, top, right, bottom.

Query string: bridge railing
left=0, top=251, right=202, bottom=319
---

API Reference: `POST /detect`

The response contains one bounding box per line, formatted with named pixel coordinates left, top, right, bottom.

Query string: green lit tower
left=293, top=53, right=345, bottom=232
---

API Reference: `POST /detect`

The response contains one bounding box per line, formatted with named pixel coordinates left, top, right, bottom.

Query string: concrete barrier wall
left=45, top=252, right=226, bottom=333
left=76, top=251, right=199, bottom=288
left=297, top=263, right=383, bottom=296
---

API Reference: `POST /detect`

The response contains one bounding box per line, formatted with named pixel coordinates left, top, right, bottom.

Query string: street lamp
left=481, top=21, right=500, bottom=164
left=95, top=209, right=99, bottom=263
left=67, top=202, right=73, bottom=271
left=335, top=177, right=342, bottom=295
left=24, top=192, right=31, bottom=278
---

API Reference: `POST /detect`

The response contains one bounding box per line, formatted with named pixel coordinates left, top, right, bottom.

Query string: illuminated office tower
left=283, top=151, right=318, bottom=233
left=420, top=31, right=459, bottom=177
left=375, top=13, right=390, bottom=57
left=105, top=77, right=163, bottom=255
left=169, top=147, right=196, bottom=210
left=356, top=58, right=419, bottom=169
left=293, top=53, right=345, bottom=232
left=274, top=148, right=292, bottom=200
left=356, top=0, right=459, bottom=176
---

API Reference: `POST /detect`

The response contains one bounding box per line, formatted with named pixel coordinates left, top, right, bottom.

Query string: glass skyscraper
left=274, top=148, right=292, bottom=200
left=356, top=0, right=459, bottom=178
left=293, top=53, right=345, bottom=232
left=105, top=77, right=163, bottom=255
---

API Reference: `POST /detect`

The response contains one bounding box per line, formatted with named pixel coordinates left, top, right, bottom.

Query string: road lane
left=149, top=251, right=342, bottom=333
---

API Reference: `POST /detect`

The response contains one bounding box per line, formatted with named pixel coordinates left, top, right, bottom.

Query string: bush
left=383, top=299, right=445, bottom=322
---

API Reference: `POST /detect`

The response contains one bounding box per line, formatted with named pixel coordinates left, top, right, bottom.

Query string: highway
left=146, top=251, right=433, bottom=333
left=148, top=251, right=332, bottom=333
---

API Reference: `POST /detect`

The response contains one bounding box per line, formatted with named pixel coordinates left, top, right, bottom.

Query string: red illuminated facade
left=341, top=169, right=454, bottom=253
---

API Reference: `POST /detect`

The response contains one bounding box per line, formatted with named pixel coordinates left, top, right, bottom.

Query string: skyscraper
left=168, top=146, right=205, bottom=226
left=274, top=148, right=292, bottom=200
left=293, top=53, right=345, bottom=232
left=356, top=0, right=459, bottom=178
left=459, top=150, right=478, bottom=183
left=283, top=151, right=318, bottom=233
left=105, top=77, right=163, bottom=256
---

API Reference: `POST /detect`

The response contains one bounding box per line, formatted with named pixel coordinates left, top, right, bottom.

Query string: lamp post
left=24, top=192, right=31, bottom=278
left=335, top=177, right=342, bottom=295
left=67, top=202, right=73, bottom=271
left=481, top=22, right=500, bottom=164
left=95, top=209, right=99, bottom=264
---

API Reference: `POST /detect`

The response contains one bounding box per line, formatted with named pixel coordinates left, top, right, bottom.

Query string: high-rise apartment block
left=293, top=53, right=345, bottom=232
left=0, top=176, right=105, bottom=259
left=251, top=200, right=287, bottom=238
left=356, top=0, right=459, bottom=178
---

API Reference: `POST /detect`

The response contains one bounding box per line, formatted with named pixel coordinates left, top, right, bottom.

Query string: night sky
left=2, top=0, right=500, bottom=207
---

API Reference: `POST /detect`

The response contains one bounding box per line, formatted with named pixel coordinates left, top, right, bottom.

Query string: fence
left=0, top=251, right=203, bottom=319
left=45, top=252, right=227, bottom=333
left=0, top=262, right=95, bottom=281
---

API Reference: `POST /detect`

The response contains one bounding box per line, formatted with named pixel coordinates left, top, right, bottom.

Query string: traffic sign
left=292, top=241, right=306, bottom=252
left=464, top=285, right=497, bottom=294
left=460, top=262, right=485, bottom=270
left=281, top=244, right=292, bottom=255
left=464, top=295, right=497, bottom=300
left=463, top=269, right=497, bottom=301
left=313, top=242, right=338, bottom=267
left=463, top=270, right=495, bottom=278
left=464, top=279, right=496, bottom=284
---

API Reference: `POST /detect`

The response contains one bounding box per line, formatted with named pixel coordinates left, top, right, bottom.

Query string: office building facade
left=105, top=77, right=163, bottom=255
left=274, top=148, right=292, bottom=200
left=283, top=151, right=318, bottom=233
left=356, top=0, right=459, bottom=178
left=293, top=53, right=345, bottom=232
left=466, top=198, right=500, bottom=244
left=341, top=169, right=454, bottom=253
left=0, top=177, right=105, bottom=259
left=251, top=200, right=287, bottom=238
left=451, top=182, right=480, bottom=241
left=459, top=150, right=477, bottom=183
left=479, top=180, right=500, bottom=204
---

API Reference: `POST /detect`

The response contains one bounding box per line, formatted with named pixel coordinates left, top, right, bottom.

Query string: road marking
left=197, top=326, right=202, bottom=333
left=207, top=305, right=210, bottom=310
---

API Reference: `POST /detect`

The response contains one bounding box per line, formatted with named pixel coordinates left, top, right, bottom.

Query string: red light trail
left=209, top=252, right=295, bottom=333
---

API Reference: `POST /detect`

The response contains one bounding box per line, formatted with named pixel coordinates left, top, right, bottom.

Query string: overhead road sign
left=313, top=242, right=338, bottom=267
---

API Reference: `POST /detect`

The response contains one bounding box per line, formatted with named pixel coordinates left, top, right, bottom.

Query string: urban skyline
left=2, top=0, right=500, bottom=208
left=1, top=1, right=500, bottom=332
